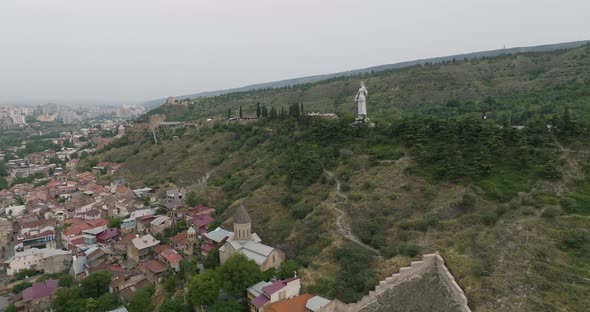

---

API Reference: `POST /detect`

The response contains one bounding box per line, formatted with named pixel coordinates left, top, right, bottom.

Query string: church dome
left=234, top=203, right=251, bottom=224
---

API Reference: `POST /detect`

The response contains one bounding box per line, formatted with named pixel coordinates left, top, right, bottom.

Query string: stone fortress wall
left=319, top=252, right=471, bottom=312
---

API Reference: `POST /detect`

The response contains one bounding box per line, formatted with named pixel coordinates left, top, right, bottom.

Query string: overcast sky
left=0, top=0, right=589, bottom=104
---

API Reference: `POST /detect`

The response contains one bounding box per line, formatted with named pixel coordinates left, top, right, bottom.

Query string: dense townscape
left=0, top=14, right=589, bottom=311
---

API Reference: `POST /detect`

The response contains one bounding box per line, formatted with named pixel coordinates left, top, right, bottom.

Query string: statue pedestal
left=352, top=116, right=375, bottom=127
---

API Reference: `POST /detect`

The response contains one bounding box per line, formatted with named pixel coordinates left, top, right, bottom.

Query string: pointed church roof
left=234, top=203, right=251, bottom=224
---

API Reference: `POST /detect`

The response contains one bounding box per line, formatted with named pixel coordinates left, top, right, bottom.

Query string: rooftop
left=265, top=294, right=314, bottom=312
left=204, top=227, right=233, bottom=243
left=234, top=203, right=251, bottom=224
left=22, top=279, right=59, bottom=303
left=189, top=214, right=215, bottom=228
left=306, top=296, right=332, bottom=312
left=143, top=260, right=167, bottom=274
left=150, top=215, right=171, bottom=226
left=131, top=234, right=160, bottom=250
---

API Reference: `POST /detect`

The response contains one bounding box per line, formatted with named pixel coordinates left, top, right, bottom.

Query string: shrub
left=480, top=209, right=498, bottom=226
left=541, top=207, right=561, bottom=219
left=383, top=245, right=399, bottom=258
left=495, top=204, right=508, bottom=216
left=509, top=199, right=521, bottom=210
left=458, top=192, right=477, bottom=212
left=348, top=193, right=363, bottom=201
left=340, top=183, right=351, bottom=192
left=398, top=243, right=420, bottom=257
left=12, top=282, right=32, bottom=294
left=522, top=208, right=535, bottom=216
left=560, top=197, right=581, bottom=214
left=401, top=184, right=412, bottom=191
left=561, top=231, right=588, bottom=250
left=291, top=203, right=313, bottom=219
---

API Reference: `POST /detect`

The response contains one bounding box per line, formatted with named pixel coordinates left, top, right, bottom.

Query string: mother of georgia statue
left=355, top=81, right=368, bottom=117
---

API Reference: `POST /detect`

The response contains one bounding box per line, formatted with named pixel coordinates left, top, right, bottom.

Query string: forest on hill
left=142, top=40, right=590, bottom=110
left=87, top=45, right=590, bottom=311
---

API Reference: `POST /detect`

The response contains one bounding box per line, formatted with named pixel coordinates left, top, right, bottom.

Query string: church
left=219, top=204, right=285, bottom=271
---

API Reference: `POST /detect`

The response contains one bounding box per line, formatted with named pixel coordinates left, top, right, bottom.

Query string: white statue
left=355, top=81, right=368, bottom=117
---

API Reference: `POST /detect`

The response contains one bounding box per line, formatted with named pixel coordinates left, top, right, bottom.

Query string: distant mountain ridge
left=143, top=40, right=590, bottom=109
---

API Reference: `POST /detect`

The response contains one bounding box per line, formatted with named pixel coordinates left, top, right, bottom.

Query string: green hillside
left=142, top=40, right=590, bottom=110
left=90, top=45, right=590, bottom=311
left=148, top=45, right=590, bottom=128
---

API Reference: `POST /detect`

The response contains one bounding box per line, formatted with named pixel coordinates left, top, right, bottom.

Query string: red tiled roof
left=265, top=294, right=314, bottom=312
left=23, top=230, right=54, bottom=241
left=77, top=172, right=95, bottom=180
left=137, top=214, right=156, bottom=221
left=170, top=231, right=188, bottom=246
left=117, top=233, right=135, bottom=245
left=62, top=218, right=107, bottom=236
left=200, top=243, right=215, bottom=252
left=143, top=260, right=167, bottom=274
left=154, top=244, right=174, bottom=254
left=186, top=205, right=215, bottom=217
left=70, top=237, right=84, bottom=245
left=22, top=280, right=59, bottom=303
left=97, top=228, right=120, bottom=241
left=160, top=249, right=182, bottom=265
left=188, top=214, right=214, bottom=228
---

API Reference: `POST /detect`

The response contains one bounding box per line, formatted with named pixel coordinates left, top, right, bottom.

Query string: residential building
left=140, top=260, right=167, bottom=284
left=127, top=234, right=160, bottom=263
left=22, top=279, right=59, bottom=312
left=120, top=208, right=154, bottom=233
left=150, top=215, right=172, bottom=236
left=6, top=248, right=72, bottom=276
left=265, top=294, right=314, bottom=312
left=250, top=277, right=301, bottom=312
left=97, top=228, right=120, bottom=244
left=170, top=227, right=196, bottom=255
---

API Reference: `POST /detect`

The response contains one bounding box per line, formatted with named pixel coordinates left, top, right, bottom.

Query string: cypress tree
left=269, top=107, right=277, bottom=120
left=256, top=103, right=261, bottom=118
left=227, top=108, right=231, bottom=119
left=261, top=105, right=268, bottom=118
left=239, top=105, right=243, bottom=119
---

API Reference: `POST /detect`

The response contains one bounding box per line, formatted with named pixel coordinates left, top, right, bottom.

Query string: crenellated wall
left=318, top=252, right=471, bottom=312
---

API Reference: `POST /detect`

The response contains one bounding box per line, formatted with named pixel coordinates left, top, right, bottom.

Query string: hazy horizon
left=1, top=0, right=589, bottom=105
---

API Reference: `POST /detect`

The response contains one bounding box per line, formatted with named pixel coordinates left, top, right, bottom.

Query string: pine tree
left=300, top=103, right=305, bottom=116
left=239, top=105, right=243, bottom=119
left=227, top=108, right=231, bottom=119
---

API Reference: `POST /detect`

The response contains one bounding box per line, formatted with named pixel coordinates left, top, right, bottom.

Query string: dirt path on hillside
left=324, top=170, right=380, bottom=255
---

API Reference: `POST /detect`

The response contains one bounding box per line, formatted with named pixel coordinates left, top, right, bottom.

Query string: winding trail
left=324, top=170, right=380, bottom=255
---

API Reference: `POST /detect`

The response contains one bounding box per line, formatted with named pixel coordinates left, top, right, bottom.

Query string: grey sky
left=0, top=0, right=589, bottom=104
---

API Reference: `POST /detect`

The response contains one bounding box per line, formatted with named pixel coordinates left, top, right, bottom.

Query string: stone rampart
left=319, top=252, right=471, bottom=312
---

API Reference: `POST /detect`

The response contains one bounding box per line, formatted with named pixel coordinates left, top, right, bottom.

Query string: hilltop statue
left=355, top=81, right=368, bottom=117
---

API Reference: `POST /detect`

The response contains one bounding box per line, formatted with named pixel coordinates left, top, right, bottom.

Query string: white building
left=6, top=248, right=72, bottom=276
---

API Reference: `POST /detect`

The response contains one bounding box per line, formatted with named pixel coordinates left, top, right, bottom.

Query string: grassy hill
left=91, top=45, right=590, bottom=311
left=142, top=40, right=590, bottom=110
